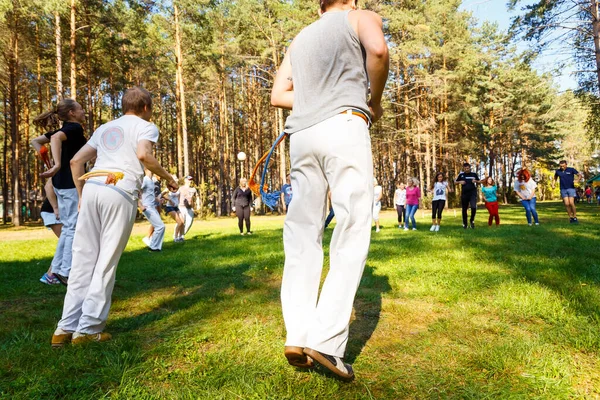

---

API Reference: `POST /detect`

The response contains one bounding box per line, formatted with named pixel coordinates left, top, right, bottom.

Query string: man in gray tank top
left=271, top=0, right=388, bottom=381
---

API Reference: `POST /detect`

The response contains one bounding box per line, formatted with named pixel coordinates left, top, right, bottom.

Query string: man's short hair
left=559, top=160, right=567, bottom=165
left=463, top=162, right=471, bottom=167
left=122, top=86, right=152, bottom=114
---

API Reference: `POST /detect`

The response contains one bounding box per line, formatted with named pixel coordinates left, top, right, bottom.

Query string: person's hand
left=54, top=210, right=60, bottom=220
left=458, top=180, right=466, bottom=185
left=368, top=100, right=383, bottom=124
left=167, top=178, right=178, bottom=191
left=141, top=206, right=147, bottom=212
left=40, top=165, right=60, bottom=179
left=250, top=207, right=254, bottom=212
left=232, top=207, right=236, bottom=212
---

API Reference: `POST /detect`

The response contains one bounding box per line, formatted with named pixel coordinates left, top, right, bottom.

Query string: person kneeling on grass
left=51, top=87, right=177, bottom=347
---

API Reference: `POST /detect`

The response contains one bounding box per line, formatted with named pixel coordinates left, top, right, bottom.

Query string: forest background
left=1, top=0, right=600, bottom=226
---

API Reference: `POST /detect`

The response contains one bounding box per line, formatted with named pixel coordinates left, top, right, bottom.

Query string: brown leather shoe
left=284, top=346, right=314, bottom=368
left=51, top=332, right=73, bottom=348
left=72, top=332, right=112, bottom=345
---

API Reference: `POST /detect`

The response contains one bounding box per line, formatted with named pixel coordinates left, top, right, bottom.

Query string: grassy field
left=1, top=201, right=600, bottom=399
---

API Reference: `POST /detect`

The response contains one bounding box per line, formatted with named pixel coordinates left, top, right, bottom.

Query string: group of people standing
left=380, top=160, right=582, bottom=231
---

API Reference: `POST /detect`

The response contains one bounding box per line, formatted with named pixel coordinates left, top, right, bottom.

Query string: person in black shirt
left=32, top=99, right=87, bottom=284
left=455, top=163, right=482, bottom=229
left=232, top=178, right=253, bottom=235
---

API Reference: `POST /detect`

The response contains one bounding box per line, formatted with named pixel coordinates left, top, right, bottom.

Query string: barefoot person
left=553, top=160, right=580, bottom=223
left=51, top=87, right=177, bottom=347
left=271, top=0, right=389, bottom=381
left=32, top=99, right=87, bottom=285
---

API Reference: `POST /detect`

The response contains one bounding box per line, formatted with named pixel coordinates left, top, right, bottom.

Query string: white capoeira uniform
left=141, top=175, right=165, bottom=250
left=178, top=185, right=197, bottom=235
left=57, top=115, right=159, bottom=334
left=372, top=185, right=382, bottom=221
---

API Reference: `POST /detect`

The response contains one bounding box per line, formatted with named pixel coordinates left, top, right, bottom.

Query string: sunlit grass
left=1, top=201, right=599, bottom=399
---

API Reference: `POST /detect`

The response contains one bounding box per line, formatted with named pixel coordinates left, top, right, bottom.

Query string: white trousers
left=182, top=207, right=194, bottom=235
left=50, top=187, right=79, bottom=277
left=281, top=113, right=374, bottom=358
left=142, top=207, right=165, bottom=250
left=58, top=182, right=136, bottom=334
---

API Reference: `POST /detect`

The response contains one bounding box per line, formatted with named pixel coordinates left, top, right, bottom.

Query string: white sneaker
left=412, top=227, right=417, bottom=231
left=435, top=225, right=440, bottom=232
left=403, top=227, right=408, bottom=231
left=535, top=223, right=539, bottom=226
left=142, top=237, right=151, bottom=247
left=375, top=228, right=380, bottom=233
left=430, top=225, right=436, bottom=232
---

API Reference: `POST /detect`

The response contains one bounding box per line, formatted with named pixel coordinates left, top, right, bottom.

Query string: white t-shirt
left=394, top=188, right=406, bottom=206
left=87, top=115, right=159, bottom=195
left=165, top=191, right=180, bottom=207
left=432, top=181, right=449, bottom=201
left=140, top=176, right=157, bottom=208
left=514, top=179, right=537, bottom=200
left=373, top=185, right=383, bottom=205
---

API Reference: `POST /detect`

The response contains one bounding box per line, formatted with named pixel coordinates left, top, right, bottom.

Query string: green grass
left=1, top=202, right=600, bottom=399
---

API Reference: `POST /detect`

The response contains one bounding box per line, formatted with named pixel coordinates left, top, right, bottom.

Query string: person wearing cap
left=179, top=175, right=197, bottom=236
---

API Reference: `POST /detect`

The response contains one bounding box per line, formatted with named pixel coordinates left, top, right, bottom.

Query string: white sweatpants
left=281, top=113, right=374, bottom=358
left=57, top=182, right=136, bottom=334
left=142, top=207, right=165, bottom=250
left=50, top=187, right=79, bottom=277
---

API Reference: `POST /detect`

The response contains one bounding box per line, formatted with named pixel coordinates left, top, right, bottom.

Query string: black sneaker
left=463, top=225, right=467, bottom=229
left=573, top=217, right=579, bottom=224
left=569, top=218, right=574, bottom=223
left=470, top=222, right=475, bottom=229
left=304, top=348, right=354, bottom=381
left=54, top=274, right=68, bottom=286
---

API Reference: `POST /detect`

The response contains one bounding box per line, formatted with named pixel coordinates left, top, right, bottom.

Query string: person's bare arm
left=356, top=10, right=389, bottom=123
left=40, top=131, right=67, bottom=178
left=31, top=134, right=50, bottom=153
left=137, top=139, right=178, bottom=191
left=45, top=179, right=60, bottom=219
left=271, top=47, right=294, bottom=110
left=70, top=144, right=97, bottom=199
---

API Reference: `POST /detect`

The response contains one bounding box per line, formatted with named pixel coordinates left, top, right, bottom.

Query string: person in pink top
left=404, top=177, right=421, bottom=230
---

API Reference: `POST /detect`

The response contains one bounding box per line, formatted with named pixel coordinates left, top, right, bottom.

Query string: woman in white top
left=373, top=178, right=383, bottom=233
left=514, top=168, right=539, bottom=225
left=393, top=182, right=406, bottom=228
left=429, top=172, right=453, bottom=231
left=161, top=180, right=185, bottom=242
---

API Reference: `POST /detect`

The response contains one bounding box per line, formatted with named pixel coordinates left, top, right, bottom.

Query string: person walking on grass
left=232, top=178, right=253, bottom=235
left=553, top=160, right=580, bottom=223
left=404, top=178, right=420, bottom=231
left=161, top=183, right=185, bottom=242
left=455, top=162, right=482, bottom=229
left=32, top=99, right=87, bottom=286
left=429, top=172, right=452, bottom=232
left=51, top=86, right=177, bottom=347
left=393, top=182, right=406, bottom=228
left=270, top=0, right=389, bottom=381
left=373, top=178, right=383, bottom=232
left=482, top=176, right=500, bottom=226
left=514, top=168, right=539, bottom=226
left=585, top=186, right=592, bottom=204
left=179, top=176, right=197, bottom=236
left=139, top=169, right=165, bottom=251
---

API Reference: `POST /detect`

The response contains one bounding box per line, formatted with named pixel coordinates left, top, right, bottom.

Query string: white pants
left=281, top=114, right=374, bottom=358
left=373, top=201, right=381, bottom=221
left=182, top=207, right=194, bottom=234
left=143, top=207, right=165, bottom=250
left=50, top=187, right=79, bottom=277
left=58, top=182, right=136, bottom=334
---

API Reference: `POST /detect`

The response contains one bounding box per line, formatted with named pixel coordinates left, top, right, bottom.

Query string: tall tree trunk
left=2, top=93, right=8, bottom=224
left=9, top=13, right=21, bottom=226
left=55, top=11, right=63, bottom=100
left=174, top=3, right=189, bottom=176
left=70, top=0, right=76, bottom=100
left=592, top=0, right=600, bottom=91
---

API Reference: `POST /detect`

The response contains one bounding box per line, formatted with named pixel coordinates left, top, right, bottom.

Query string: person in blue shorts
left=553, top=160, right=580, bottom=223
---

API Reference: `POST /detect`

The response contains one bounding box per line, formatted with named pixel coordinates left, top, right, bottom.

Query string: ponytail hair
left=33, top=98, right=79, bottom=130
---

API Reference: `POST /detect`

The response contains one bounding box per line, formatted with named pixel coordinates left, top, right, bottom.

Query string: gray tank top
left=284, top=10, right=370, bottom=134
